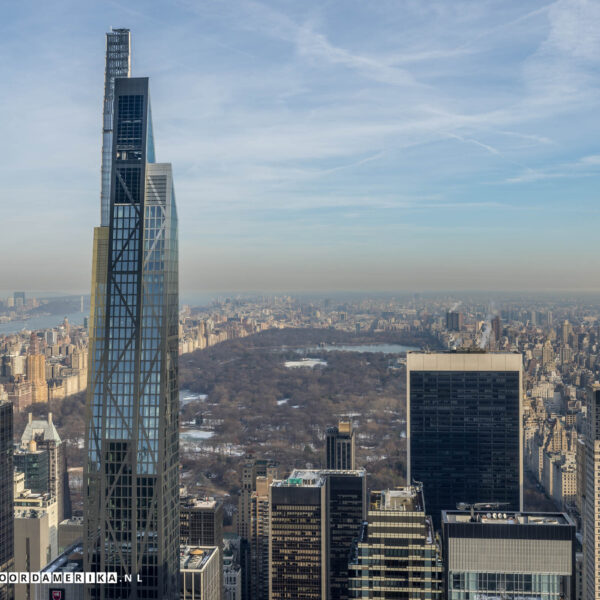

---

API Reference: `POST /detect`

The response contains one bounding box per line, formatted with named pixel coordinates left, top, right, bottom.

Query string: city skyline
left=2, top=1, right=600, bottom=293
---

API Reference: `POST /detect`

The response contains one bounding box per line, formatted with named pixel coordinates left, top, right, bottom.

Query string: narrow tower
left=101, top=28, right=131, bottom=227
left=84, top=38, right=179, bottom=598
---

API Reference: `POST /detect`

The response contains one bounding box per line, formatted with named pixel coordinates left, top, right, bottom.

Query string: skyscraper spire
left=100, top=28, right=131, bottom=226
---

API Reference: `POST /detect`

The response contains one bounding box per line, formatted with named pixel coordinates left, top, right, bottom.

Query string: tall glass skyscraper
left=0, top=399, right=14, bottom=600
left=84, top=32, right=179, bottom=599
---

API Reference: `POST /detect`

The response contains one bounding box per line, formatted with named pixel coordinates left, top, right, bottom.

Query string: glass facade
left=14, top=448, right=49, bottom=494
left=409, top=369, right=520, bottom=528
left=101, top=29, right=131, bottom=227
left=326, top=472, right=365, bottom=600
left=270, top=482, right=326, bottom=599
left=442, top=511, right=575, bottom=600
left=448, top=572, right=564, bottom=599
left=0, top=401, right=13, bottom=600
left=84, top=76, right=179, bottom=599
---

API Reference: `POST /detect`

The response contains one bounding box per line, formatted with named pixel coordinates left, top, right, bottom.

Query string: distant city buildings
left=0, top=323, right=88, bottom=412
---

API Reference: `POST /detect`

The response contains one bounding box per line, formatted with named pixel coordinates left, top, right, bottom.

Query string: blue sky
left=1, top=0, right=599, bottom=293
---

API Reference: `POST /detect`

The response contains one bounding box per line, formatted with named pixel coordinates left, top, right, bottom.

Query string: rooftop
left=180, top=546, right=217, bottom=571
left=21, top=412, right=61, bottom=446
left=443, top=510, right=573, bottom=526
left=180, top=495, right=219, bottom=509
left=370, top=486, right=424, bottom=512
left=42, top=543, right=84, bottom=574
left=273, top=469, right=325, bottom=488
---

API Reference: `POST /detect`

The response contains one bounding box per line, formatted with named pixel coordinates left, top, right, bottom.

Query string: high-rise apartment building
left=250, top=475, right=273, bottom=600
left=583, top=384, right=600, bottom=599
left=238, top=457, right=278, bottom=540
left=237, top=457, right=277, bottom=599
left=442, top=509, right=575, bottom=599
left=14, top=470, right=59, bottom=579
left=0, top=399, right=13, bottom=600
left=348, top=486, right=443, bottom=599
left=14, top=441, right=49, bottom=494
left=407, top=352, right=523, bottom=528
left=326, top=420, right=355, bottom=470
left=445, top=311, right=463, bottom=332
left=21, top=413, right=70, bottom=523
left=84, top=31, right=179, bottom=599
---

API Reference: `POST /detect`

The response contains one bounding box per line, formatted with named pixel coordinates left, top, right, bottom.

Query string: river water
left=0, top=311, right=86, bottom=336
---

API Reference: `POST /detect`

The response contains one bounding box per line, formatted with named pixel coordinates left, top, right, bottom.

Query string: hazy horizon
left=2, top=1, right=599, bottom=293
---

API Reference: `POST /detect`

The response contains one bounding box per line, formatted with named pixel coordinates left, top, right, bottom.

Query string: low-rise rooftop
left=180, top=546, right=217, bottom=571
left=443, top=510, right=573, bottom=526
left=273, top=469, right=325, bottom=487
left=42, top=543, right=84, bottom=574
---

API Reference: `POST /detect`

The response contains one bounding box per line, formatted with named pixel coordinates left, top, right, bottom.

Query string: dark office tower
left=442, top=509, right=575, bottom=599
left=407, top=352, right=523, bottom=529
left=323, top=470, right=366, bottom=600
left=326, top=420, right=355, bottom=470
left=84, top=75, right=179, bottom=599
left=180, top=496, right=223, bottom=548
left=270, top=472, right=328, bottom=599
left=445, top=311, right=463, bottom=332
left=0, top=400, right=13, bottom=600
left=348, top=486, right=443, bottom=599
left=268, top=469, right=365, bottom=600
left=101, top=28, right=131, bottom=226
